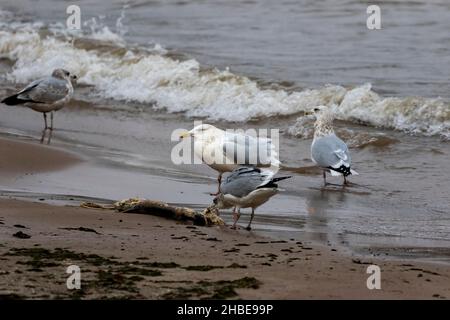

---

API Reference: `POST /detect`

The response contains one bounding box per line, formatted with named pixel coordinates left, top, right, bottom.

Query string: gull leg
left=343, top=175, right=349, bottom=186
left=39, top=113, right=48, bottom=144
left=323, top=171, right=327, bottom=186
left=217, top=172, right=222, bottom=193
left=40, top=129, right=46, bottom=144
left=231, top=207, right=238, bottom=229
left=47, top=128, right=53, bottom=145
left=43, top=113, right=48, bottom=130
left=210, top=172, right=223, bottom=196
left=231, top=207, right=241, bottom=229
left=50, top=111, right=54, bottom=131
left=44, top=112, right=54, bottom=144
left=246, top=208, right=255, bottom=231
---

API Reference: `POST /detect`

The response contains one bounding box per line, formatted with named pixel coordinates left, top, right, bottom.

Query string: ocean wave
left=286, top=116, right=399, bottom=148
left=0, top=17, right=448, bottom=139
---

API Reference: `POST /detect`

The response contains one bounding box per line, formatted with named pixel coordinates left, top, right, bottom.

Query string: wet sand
left=1, top=100, right=449, bottom=264
left=0, top=136, right=81, bottom=180
left=1, top=200, right=450, bottom=300
left=0, top=137, right=449, bottom=299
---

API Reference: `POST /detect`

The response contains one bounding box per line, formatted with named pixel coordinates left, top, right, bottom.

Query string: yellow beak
left=179, top=131, right=191, bottom=139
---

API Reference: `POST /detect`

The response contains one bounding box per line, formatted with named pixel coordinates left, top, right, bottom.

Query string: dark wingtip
left=1, top=95, right=24, bottom=105
left=272, top=176, right=292, bottom=182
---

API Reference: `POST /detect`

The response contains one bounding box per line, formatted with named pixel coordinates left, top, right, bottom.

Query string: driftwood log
left=81, top=198, right=224, bottom=227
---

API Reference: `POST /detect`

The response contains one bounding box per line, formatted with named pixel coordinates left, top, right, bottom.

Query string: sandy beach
left=1, top=0, right=450, bottom=301
left=0, top=137, right=449, bottom=299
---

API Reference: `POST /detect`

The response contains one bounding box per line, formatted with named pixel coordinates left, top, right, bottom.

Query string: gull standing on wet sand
left=179, top=124, right=280, bottom=195
left=213, top=167, right=291, bottom=230
left=1, top=68, right=77, bottom=143
left=310, top=106, right=358, bottom=185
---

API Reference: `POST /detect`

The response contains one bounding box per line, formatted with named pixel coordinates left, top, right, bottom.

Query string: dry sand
left=0, top=137, right=449, bottom=299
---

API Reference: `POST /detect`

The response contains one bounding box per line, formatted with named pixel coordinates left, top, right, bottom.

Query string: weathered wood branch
left=81, top=198, right=224, bottom=226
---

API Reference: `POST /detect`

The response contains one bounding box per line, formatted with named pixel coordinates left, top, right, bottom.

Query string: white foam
left=0, top=21, right=448, bottom=139
left=83, top=17, right=127, bottom=45
left=336, top=84, right=449, bottom=139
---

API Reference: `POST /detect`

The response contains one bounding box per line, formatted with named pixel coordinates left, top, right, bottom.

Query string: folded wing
left=222, top=132, right=280, bottom=168
left=2, top=77, right=69, bottom=105
left=311, top=134, right=352, bottom=175
left=221, top=167, right=274, bottom=198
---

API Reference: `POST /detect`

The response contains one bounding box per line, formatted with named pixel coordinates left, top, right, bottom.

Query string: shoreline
left=1, top=100, right=449, bottom=263
left=0, top=136, right=449, bottom=299
left=0, top=0, right=449, bottom=300
left=1, top=198, right=449, bottom=299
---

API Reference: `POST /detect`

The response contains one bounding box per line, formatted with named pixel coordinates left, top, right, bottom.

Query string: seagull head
left=308, top=106, right=336, bottom=136
left=179, top=123, right=222, bottom=140
left=306, top=105, right=334, bottom=122
left=305, top=105, right=328, bottom=116
left=52, top=69, right=77, bottom=83
left=70, top=74, right=78, bottom=85
left=212, top=193, right=227, bottom=209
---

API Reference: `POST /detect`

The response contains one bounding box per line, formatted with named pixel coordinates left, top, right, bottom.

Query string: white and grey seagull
left=310, top=106, right=358, bottom=185
left=213, top=167, right=291, bottom=230
left=179, top=123, right=280, bottom=195
left=1, top=68, right=77, bottom=142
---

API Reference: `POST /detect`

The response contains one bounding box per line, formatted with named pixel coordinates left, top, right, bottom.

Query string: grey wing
left=311, top=134, right=351, bottom=168
left=222, top=132, right=279, bottom=166
left=18, top=77, right=69, bottom=104
left=221, top=168, right=269, bottom=198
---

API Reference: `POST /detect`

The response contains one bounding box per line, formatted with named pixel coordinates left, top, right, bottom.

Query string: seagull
left=310, top=106, right=358, bottom=185
left=1, top=68, right=77, bottom=141
left=213, top=167, right=291, bottom=230
left=179, top=123, right=280, bottom=195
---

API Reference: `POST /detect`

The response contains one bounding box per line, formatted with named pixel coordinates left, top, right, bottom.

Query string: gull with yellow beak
left=179, top=123, right=280, bottom=195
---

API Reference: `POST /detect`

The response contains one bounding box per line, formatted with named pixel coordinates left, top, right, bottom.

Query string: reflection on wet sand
left=40, top=128, right=53, bottom=145
left=304, top=187, right=347, bottom=243
left=306, top=187, right=347, bottom=216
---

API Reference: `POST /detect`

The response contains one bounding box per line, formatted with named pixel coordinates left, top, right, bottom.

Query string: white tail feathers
left=329, top=170, right=342, bottom=176
left=350, top=169, right=359, bottom=175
